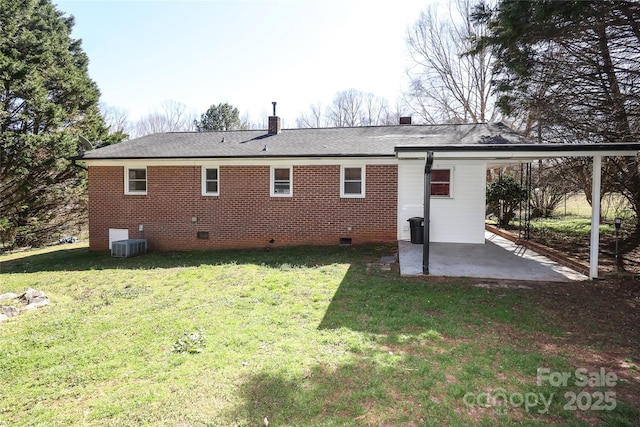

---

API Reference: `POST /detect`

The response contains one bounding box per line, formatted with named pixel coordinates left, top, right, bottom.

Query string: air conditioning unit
left=111, top=239, right=147, bottom=258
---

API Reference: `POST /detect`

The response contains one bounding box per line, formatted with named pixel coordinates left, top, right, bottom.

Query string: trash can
left=408, top=217, right=424, bottom=244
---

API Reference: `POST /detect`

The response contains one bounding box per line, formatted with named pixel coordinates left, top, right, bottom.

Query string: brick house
left=76, top=115, right=639, bottom=268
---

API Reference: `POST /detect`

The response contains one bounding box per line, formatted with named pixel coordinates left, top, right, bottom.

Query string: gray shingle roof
left=79, top=122, right=531, bottom=159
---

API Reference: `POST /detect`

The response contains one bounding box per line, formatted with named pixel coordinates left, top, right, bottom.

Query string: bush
left=486, top=176, right=527, bottom=227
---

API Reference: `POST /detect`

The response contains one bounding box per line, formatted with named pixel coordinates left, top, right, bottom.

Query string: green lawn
left=529, top=217, right=615, bottom=239
left=554, top=192, right=634, bottom=221
left=0, top=243, right=637, bottom=426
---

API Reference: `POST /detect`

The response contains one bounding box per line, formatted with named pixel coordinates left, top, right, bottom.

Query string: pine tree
left=194, top=103, right=241, bottom=131
left=0, top=0, right=123, bottom=247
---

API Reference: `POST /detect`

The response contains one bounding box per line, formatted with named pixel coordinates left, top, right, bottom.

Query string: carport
left=398, top=231, right=586, bottom=282
left=395, top=142, right=640, bottom=280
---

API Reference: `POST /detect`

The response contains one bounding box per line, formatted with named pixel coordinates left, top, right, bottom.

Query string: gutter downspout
left=423, top=152, right=434, bottom=274
left=71, top=159, right=88, bottom=171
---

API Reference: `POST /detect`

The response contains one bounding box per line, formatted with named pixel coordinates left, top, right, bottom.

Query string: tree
left=131, top=99, right=195, bottom=138
left=194, top=103, right=241, bottom=132
left=100, top=102, right=130, bottom=137
left=529, top=160, right=575, bottom=218
left=486, top=175, right=527, bottom=227
left=0, top=0, right=122, bottom=248
left=296, top=90, right=399, bottom=128
left=326, top=89, right=365, bottom=127
left=405, top=0, right=498, bottom=124
left=472, top=0, right=640, bottom=230
left=295, top=102, right=325, bottom=128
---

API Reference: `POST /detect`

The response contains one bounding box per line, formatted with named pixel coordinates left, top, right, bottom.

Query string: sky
left=55, top=0, right=432, bottom=128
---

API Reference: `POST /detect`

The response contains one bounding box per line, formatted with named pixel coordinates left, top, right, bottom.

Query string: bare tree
left=326, top=89, right=398, bottom=127
left=131, top=100, right=196, bottom=138
left=295, top=90, right=403, bottom=128
left=326, top=89, right=364, bottom=127
left=99, top=102, right=130, bottom=136
left=382, top=99, right=407, bottom=126
left=361, top=93, right=391, bottom=126
left=295, top=102, right=324, bottom=128
left=239, top=112, right=259, bottom=130
left=405, top=0, right=498, bottom=124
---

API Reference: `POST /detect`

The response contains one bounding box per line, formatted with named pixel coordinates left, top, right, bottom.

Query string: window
left=125, top=167, right=147, bottom=194
left=341, top=166, right=365, bottom=198
left=431, top=169, right=451, bottom=197
left=271, top=166, right=292, bottom=197
left=202, top=167, right=219, bottom=196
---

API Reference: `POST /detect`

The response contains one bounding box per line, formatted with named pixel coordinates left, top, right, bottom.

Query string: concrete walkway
left=399, top=231, right=588, bottom=282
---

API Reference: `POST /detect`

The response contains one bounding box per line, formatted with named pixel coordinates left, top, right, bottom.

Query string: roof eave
left=78, top=153, right=398, bottom=161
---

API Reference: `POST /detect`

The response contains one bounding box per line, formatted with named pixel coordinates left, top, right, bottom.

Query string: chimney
left=268, top=101, right=281, bottom=134
left=399, top=116, right=412, bottom=125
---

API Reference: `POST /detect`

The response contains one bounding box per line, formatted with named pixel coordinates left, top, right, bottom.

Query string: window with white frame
left=431, top=169, right=452, bottom=197
left=202, top=167, right=219, bottom=196
left=341, top=166, right=365, bottom=198
left=125, top=167, right=147, bottom=195
left=271, top=166, right=292, bottom=197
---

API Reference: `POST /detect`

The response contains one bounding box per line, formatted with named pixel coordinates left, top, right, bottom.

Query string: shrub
left=486, top=176, right=527, bottom=227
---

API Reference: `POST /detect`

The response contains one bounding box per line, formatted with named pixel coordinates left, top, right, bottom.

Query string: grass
left=0, top=243, right=637, bottom=426
left=555, top=192, right=634, bottom=221
left=509, top=192, right=636, bottom=241
left=529, top=217, right=615, bottom=239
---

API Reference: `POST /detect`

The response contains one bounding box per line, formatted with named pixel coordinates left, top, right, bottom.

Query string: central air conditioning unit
left=111, top=239, right=147, bottom=258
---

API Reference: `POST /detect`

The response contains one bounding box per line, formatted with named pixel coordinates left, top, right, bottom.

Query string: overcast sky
left=57, top=0, right=432, bottom=127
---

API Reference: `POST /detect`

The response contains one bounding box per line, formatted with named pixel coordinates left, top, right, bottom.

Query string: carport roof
left=395, top=141, right=640, bottom=160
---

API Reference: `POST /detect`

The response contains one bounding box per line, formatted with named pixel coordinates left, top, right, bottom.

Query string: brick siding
left=88, top=164, right=397, bottom=251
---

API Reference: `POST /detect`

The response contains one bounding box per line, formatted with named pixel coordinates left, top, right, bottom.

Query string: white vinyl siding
left=397, top=160, right=486, bottom=243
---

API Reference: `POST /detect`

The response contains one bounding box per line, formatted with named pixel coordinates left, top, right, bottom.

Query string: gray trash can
left=408, top=217, right=424, bottom=244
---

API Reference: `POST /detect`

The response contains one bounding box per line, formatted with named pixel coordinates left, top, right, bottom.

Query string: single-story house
left=74, top=115, right=640, bottom=278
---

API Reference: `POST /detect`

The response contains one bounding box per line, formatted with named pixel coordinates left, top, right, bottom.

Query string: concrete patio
left=398, top=231, right=588, bottom=282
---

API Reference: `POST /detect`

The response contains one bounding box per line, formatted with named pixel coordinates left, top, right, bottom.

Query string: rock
left=19, top=288, right=47, bottom=304
left=0, top=306, right=19, bottom=317
left=0, top=288, right=50, bottom=321
left=19, top=288, right=48, bottom=305
left=23, top=298, right=49, bottom=310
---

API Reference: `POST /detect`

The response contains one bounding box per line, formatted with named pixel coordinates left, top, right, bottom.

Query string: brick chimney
left=399, top=116, right=412, bottom=125
left=268, top=101, right=281, bottom=134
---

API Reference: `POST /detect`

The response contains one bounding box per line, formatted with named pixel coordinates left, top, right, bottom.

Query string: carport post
left=423, top=152, right=434, bottom=274
left=589, top=155, right=602, bottom=279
